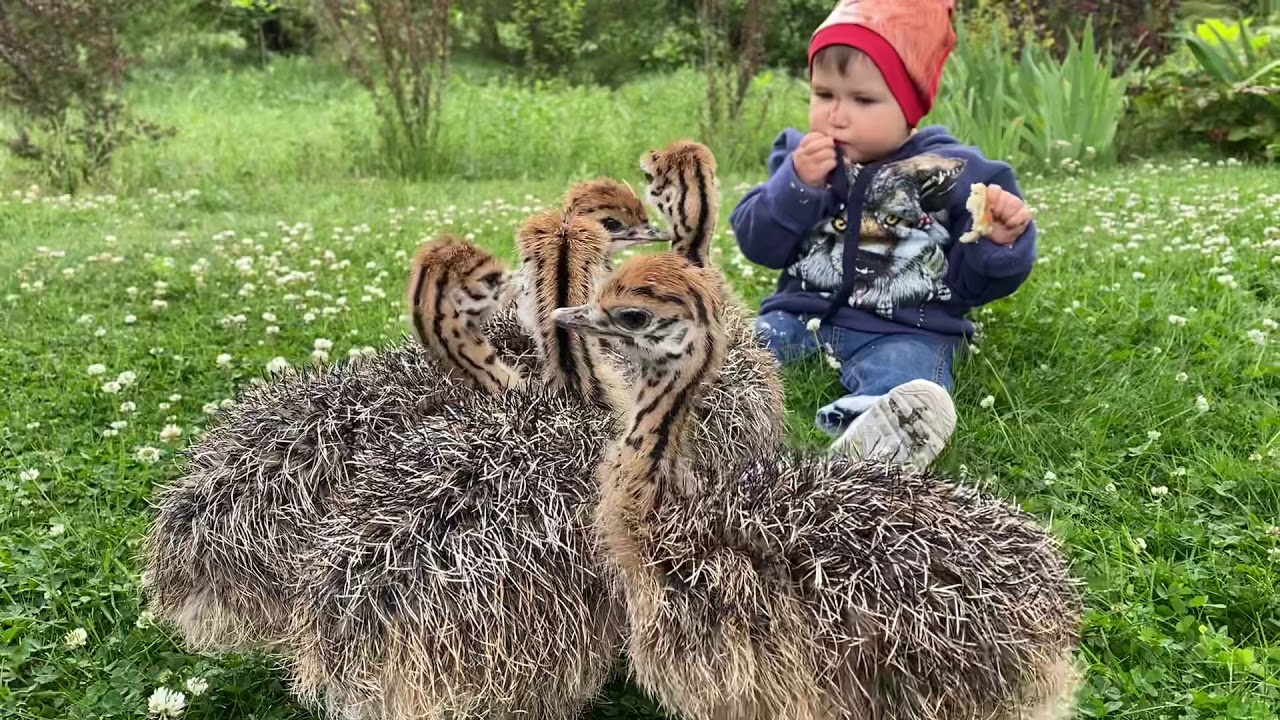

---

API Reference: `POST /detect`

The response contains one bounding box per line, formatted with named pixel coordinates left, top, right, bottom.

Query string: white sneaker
left=830, top=379, right=956, bottom=470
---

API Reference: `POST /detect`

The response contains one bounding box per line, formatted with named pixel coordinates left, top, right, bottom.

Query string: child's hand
left=792, top=132, right=838, bottom=187
left=984, top=184, right=1033, bottom=246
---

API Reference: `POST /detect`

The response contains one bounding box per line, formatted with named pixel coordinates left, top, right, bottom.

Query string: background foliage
left=2, top=0, right=1275, bottom=190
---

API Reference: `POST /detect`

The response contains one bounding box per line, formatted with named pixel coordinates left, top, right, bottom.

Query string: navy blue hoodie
left=730, top=126, right=1037, bottom=338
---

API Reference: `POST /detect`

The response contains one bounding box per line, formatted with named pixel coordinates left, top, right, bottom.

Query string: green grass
left=89, top=56, right=807, bottom=193
left=2, top=56, right=1279, bottom=720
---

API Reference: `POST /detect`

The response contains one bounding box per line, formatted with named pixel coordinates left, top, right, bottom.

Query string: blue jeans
left=755, top=310, right=963, bottom=437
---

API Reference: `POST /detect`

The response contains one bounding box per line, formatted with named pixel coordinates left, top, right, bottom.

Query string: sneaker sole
left=830, top=379, right=957, bottom=470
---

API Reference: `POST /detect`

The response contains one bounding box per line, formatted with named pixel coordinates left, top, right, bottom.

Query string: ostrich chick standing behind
left=638, top=139, right=787, bottom=469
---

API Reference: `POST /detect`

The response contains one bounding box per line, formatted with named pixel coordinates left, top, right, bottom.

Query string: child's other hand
left=985, top=184, right=1033, bottom=246
left=792, top=132, right=838, bottom=187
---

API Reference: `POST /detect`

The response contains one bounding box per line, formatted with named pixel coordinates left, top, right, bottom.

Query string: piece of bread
left=959, top=182, right=993, bottom=243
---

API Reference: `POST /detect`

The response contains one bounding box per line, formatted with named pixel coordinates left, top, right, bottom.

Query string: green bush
left=450, top=0, right=697, bottom=86
left=1124, top=17, right=1280, bottom=160
left=449, top=0, right=829, bottom=87
left=123, top=0, right=319, bottom=68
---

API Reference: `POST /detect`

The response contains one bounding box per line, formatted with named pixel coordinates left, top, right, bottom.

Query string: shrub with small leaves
left=0, top=0, right=171, bottom=191
left=315, top=0, right=453, bottom=178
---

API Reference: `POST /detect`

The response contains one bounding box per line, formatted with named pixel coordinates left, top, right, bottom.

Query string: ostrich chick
left=407, top=234, right=524, bottom=394
left=564, top=177, right=670, bottom=254
left=638, top=139, right=787, bottom=468
left=284, top=212, right=627, bottom=720
left=481, top=177, right=670, bottom=367
left=555, top=252, right=1084, bottom=720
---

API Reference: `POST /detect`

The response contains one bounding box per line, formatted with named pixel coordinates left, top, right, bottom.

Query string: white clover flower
left=1150, top=485, right=1169, bottom=497
left=265, top=325, right=280, bottom=335
left=110, top=420, right=127, bottom=430
left=124, top=314, right=137, bottom=324
left=135, top=446, right=162, bottom=464
left=1247, top=329, right=1267, bottom=346
left=311, top=349, right=330, bottom=364
left=1131, top=271, right=1146, bottom=280
left=87, top=363, right=107, bottom=376
left=147, top=687, right=187, bottom=717
left=64, top=627, right=88, bottom=648
left=1195, top=395, right=1210, bottom=414
left=168, top=394, right=182, bottom=403
left=159, top=424, right=183, bottom=443
left=215, top=353, right=233, bottom=367
left=1147, top=430, right=1162, bottom=442
left=266, top=356, right=290, bottom=374
left=116, top=371, right=137, bottom=386
left=1043, top=471, right=1057, bottom=483
left=1264, top=319, right=1278, bottom=331
left=1133, top=537, right=1147, bottom=552
left=1167, top=315, right=1187, bottom=326
left=120, top=401, right=137, bottom=413
left=19, top=468, right=39, bottom=482
left=1175, top=372, right=1189, bottom=384
left=262, top=311, right=277, bottom=322
left=183, top=677, right=209, bottom=697
left=314, top=337, right=333, bottom=351
left=979, top=395, right=995, bottom=409
left=101, top=381, right=122, bottom=394
left=151, top=299, right=168, bottom=312
left=48, top=523, right=65, bottom=537
left=202, top=402, right=219, bottom=415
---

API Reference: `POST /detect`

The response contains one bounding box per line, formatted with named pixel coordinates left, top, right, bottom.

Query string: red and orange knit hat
left=808, top=0, right=957, bottom=127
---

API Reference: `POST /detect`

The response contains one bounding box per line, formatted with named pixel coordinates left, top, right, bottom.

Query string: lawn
left=1, top=57, right=1278, bottom=720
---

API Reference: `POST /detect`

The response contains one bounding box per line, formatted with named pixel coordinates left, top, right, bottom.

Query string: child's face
left=808, top=55, right=911, bottom=164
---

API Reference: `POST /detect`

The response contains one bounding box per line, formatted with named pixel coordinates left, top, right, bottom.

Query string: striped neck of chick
left=516, top=209, right=624, bottom=410
left=563, top=177, right=671, bottom=257
left=553, top=253, right=725, bottom=557
left=406, top=235, right=524, bottom=394
left=640, top=141, right=720, bottom=268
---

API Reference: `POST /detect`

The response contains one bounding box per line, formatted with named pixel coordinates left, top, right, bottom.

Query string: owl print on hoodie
left=786, top=154, right=964, bottom=319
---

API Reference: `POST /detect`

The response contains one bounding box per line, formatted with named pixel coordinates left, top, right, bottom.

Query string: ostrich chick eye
left=613, top=308, right=652, bottom=331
